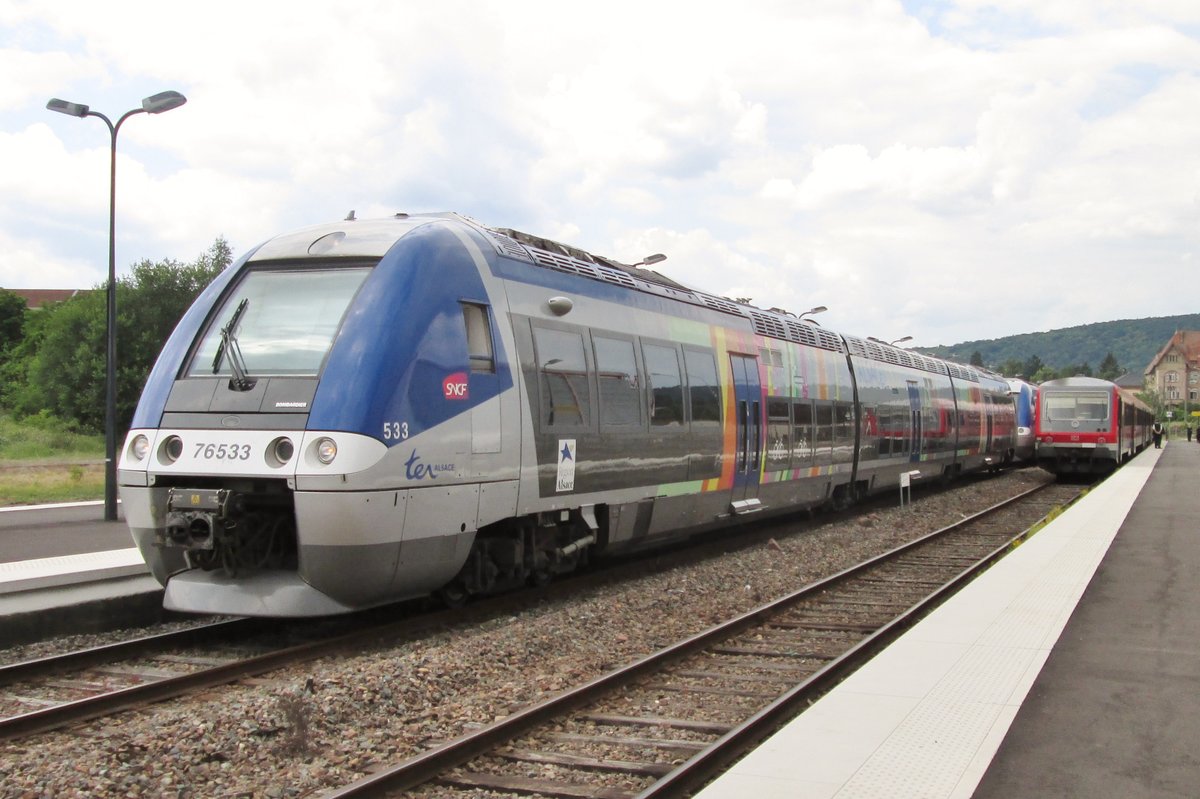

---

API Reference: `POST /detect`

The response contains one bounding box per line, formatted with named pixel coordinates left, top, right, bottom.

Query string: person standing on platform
left=1152, top=420, right=1164, bottom=448
left=1188, top=423, right=1193, bottom=442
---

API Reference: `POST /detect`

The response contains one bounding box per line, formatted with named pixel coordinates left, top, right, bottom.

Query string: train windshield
left=188, top=266, right=372, bottom=378
left=1043, top=392, right=1110, bottom=422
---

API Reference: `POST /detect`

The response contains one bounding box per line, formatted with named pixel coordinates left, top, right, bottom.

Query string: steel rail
left=0, top=602, right=460, bottom=741
left=320, top=481, right=1067, bottom=798
left=0, top=617, right=258, bottom=686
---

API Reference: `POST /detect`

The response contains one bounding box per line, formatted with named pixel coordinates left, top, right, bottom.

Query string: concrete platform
left=0, top=502, right=162, bottom=646
left=698, top=442, right=1191, bottom=798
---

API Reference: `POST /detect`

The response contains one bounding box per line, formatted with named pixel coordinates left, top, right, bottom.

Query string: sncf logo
left=443, top=372, right=468, bottom=400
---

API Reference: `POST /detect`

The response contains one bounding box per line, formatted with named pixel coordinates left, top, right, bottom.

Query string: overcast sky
left=2, top=0, right=1198, bottom=347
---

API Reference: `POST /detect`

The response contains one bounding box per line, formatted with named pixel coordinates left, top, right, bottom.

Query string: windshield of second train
left=188, top=266, right=373, bottom=378
left=1043, top=392, right=1110, bottom=422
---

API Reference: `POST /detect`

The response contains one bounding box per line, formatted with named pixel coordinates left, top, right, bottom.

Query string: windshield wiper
left=211, top=298, right=254, bottom=391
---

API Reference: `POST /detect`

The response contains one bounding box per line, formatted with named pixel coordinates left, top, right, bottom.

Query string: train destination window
left=534, top=326, right=591, bottom=429
left=461, top=302, right=495, bottom=373
left=594, top=335, right=642, bottom=428
left=684, top=348, right=721, bottom=425
left=189, top=266, right=373, bottom=378
left=643, top=343, right=684, bottom=427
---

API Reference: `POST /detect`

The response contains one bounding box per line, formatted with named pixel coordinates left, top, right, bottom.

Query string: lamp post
left=798, top=305, right=827, bottom=325
left=890, top=336, right=913, bottom=346
left=47, top=91, right=187, bottom=522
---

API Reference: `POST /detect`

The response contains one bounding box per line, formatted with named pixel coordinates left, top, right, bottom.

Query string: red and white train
left=1034, top=377, right=1152, bottom=475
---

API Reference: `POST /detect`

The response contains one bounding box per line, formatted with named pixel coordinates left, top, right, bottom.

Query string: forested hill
left=917, top=313, right=1200, bottom=377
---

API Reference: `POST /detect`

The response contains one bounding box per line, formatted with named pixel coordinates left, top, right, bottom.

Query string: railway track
left=0, top=472, right=1067, bottom=787
left=317, top=481, right=1081, bottom=799
left=0, top=610, right=447, bottom=742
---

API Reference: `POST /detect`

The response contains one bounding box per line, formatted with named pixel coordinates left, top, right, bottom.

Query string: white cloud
left=2, top=0, right=1199, bottom=348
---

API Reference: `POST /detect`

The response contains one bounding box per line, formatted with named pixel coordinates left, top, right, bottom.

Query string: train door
left=985, top=396, right=995, bottom=455
left=907, top=380, right=923, bottom=462
left=730, top=354, right=763, bottom=512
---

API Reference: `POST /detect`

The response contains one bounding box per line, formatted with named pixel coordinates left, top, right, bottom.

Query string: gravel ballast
left=0, top=468, right=1056, bottom=798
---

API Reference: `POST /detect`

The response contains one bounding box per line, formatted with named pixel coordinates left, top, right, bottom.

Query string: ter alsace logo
left=443, top=372, right=468, bottom=400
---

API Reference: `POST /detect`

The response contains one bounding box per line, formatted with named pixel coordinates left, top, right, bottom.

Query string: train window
left=878, top=406, right=901, bottom=456
left=766, top=399, right=791, bottom=472
left=594, top=335, right=642, bottom=428
left=833, top=402, right=854, bottom=463
left=1044, top=392, right=1109, bottom=421
left=814, top=402, right=834, bottom=466
left=461, top=302, right=495, bottom=373
left=533, top=326, right=591, bottom=429
left=792, top=401, right=814, bottom=463
left=189, top=266, right=373, bottom=378
left=684, top=348, right=721, bottom=425
left=643, top=343, right=684, bottom=428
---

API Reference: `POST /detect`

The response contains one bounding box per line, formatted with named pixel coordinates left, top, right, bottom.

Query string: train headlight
left=315, top=437, right=338, bottom=465
left=162, top=435, right=184, bottom=463
left=129, top=434, right=150, bottom=462
left=270, top=437, right=295, bottom=466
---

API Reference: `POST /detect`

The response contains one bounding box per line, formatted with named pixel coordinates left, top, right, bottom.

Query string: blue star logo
left=560, top=442, right=574, bottom=461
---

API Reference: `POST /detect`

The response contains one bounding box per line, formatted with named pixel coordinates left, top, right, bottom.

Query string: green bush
left=0, top=412, right=103, bottom=461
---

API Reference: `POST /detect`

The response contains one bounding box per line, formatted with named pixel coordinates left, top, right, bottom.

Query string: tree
left=997, top=357, right=1026, bottom=378
left=1097, top=352, right=1121, bottom=380
left=11, top=239, right=231, bottom=432
left=1066, top=362, right=1094, bottom=378
left=969, top=350, right=984, bottom=367
left=1032, top=364, right=1059, bottom=383
left=1022, top=354, right=1045, bottom=379
left=0, top=288, right=26, bottom=354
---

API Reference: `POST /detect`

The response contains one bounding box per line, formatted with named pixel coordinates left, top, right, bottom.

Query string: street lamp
left=890, top=336, right=913, bottom=346
left=798, top=305, right=827, bottom=325
left=47, top=90, right=187, bottom=522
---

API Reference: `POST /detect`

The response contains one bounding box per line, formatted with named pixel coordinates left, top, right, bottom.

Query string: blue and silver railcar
left=119, top=213, right=1015, bottom=616
left=1006, top=378, right=1037, bottom=461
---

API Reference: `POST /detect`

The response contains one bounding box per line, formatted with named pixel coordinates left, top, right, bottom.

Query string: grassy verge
left=0, top=412, right=106, bottom=506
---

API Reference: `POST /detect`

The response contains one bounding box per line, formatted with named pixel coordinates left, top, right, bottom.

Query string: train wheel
left=529, top=563, right=553, bottom=587
left=436, top=580, right=469, bottom=608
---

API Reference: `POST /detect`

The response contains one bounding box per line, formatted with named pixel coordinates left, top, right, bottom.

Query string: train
left=118, top=212, right=1017, bottom=617
left=1034, top=376, right=1152, bottom=475
left=1005, top=378, right=1037, bottom=462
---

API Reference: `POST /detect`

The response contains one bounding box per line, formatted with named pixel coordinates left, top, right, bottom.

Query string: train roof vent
left=749, top=309, right=788, bottom=340
left=813, top=327, right=846, bottom=353
left=946, top=363, right=980, bottom=382
left=595, top=264, right=638, bottom=290
left=785, top=320, right=821, bottom=349
left=863, top=338, right=888, bottom=362
left=529, top=249, right=602, bottom=280
left=485, top=230, right=534, bottom=263
left=699, top=294, right=747, bottom=317
left=921, top=355, right=948, bottom=375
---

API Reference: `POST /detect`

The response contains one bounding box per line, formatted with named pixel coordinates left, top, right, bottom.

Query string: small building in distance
left=5, top=288, right=86, bottom=309
left=1144, top=330, right=1200, bottom=416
